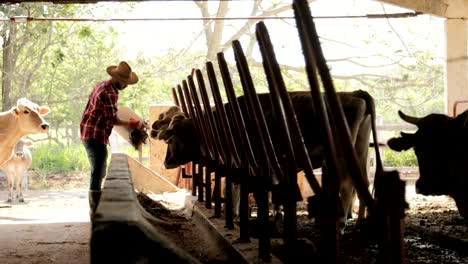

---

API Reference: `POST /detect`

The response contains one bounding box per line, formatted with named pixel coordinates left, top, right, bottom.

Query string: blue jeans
left=83, top=139, right=108, bottom=191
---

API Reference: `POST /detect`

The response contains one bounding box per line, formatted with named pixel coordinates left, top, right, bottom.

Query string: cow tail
left=358, top=90, right=384, bottom=176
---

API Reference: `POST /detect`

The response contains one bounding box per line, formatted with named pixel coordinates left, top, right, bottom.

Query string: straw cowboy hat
left=106, top=61, right=139, bottom=85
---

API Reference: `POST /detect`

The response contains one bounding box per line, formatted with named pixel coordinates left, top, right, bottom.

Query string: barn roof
left=4, top=0, right=137, bottom=3
left=4, top=0, right=150, bottom=3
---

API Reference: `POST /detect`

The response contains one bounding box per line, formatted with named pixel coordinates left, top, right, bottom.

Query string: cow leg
left=6, top=172, right=13, bottom=203
left=231, top=183, right=240, bottom=221
left=13, top=171, right=20, bottom=202
left=268, top=189, right=283, bottom=236
left=17, top=169, right=26, bottom=203
left=354, top=115, right=372, bottom=224
left=342, top=98, right=370, bottom=224
left=339, top=182, right=355, bottom=233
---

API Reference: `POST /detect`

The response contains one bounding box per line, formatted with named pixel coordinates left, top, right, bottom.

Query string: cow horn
left=398, top=110, right=421, bottom=126
left=400, top=131, right=413, bottom=137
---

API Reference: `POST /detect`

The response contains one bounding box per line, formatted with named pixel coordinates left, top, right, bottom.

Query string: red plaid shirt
left=80, top=80, right=119, bottom=144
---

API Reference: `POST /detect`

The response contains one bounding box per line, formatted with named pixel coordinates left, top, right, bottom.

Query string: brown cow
left=151, top=90, right=379, bottom=230
left=0, top=98, right=50, bottom=166
left=150, top=106, right=186, bottom=140
left=1, top=138, right=33, bottom=203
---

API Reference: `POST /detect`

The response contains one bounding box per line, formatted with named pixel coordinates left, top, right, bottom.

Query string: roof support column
left=445, top=18, right=468, bottom=116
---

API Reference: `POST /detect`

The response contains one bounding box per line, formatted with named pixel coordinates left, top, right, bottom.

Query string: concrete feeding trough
left=89, top=153, right=249, bottom=264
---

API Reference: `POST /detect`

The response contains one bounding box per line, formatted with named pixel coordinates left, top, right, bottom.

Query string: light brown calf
left=1, top=138, right=33, bottom=203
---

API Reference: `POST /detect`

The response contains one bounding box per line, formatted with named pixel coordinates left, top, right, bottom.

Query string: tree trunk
left=2, top=22, right=16, bottom=111
left=207, top=2, right=228, bottom=61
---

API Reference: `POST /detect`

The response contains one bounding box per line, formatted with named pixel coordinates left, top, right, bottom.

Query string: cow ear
left=23, top=139, right=33, bottom=147
left=39, top=106, right=50, bottom=116
left=158, top=129, right=174, bottom=141
left=13, top=107, right=19, bottom=116
left=172, top=114, right=185, bottom=122
left=387, top=135, right=414, bottom=152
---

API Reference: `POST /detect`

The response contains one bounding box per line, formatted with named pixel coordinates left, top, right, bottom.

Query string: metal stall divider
left=233, top=39, right=285, bottom=262
left=171, top=87, right=181, bottom=110
left=255, top=21, right=323, bottom=262
left=180, top=81, right=208, bottom=202
left=292, top=0, right=407, bottom=263
left=292, top=1, right=366, bottom=261
left=171, top=86, right=193, bottom=188
left=217, top=52, right=258, bottom=243
left=174, top=84, right=198, bottom=196
left=187, top=74, right=216, bottom=209
left=194, top=68, right=231, bottom=218
left=205, top=61, right=243, bottom=229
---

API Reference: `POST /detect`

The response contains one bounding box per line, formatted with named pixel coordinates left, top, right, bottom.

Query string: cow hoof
left=6, top=198, right=12, bottom=203
left=338, top=218, right=347, bottom=235
left=18, top=198, right=25, bottom=203
left=454, top=197, right=468, bottom=221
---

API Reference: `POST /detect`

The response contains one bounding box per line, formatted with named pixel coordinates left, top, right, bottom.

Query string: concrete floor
left=0, top=189, right=90, bottom=264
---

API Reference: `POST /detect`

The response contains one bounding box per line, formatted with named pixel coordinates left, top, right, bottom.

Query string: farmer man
left=80, top=61, right=147, bottom=218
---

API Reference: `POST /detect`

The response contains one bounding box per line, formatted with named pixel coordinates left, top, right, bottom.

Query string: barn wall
left=148, top=105, right=179, bottom=185
left=445, top=18, right=468, bottom=116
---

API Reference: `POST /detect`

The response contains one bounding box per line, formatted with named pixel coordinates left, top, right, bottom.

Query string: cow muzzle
left=164, top=160, right=179, bottom=170
left=150, top=129, right=159, bottom=139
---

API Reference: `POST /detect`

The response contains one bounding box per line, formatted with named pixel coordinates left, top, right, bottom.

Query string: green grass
left=382, top=148, right=418, bottom=167
left=30, top=142, right=90, bottom=173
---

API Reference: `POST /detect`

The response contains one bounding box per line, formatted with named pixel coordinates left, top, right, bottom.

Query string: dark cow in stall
left=152, top=106, right=186, bottom=137
left=387, top=110, right=468, bottom=220
left=151, top=90, right=379, bottom=228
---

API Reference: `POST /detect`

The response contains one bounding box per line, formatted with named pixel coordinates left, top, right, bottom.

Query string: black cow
left=387, top=110, right=468, bottom=220
left=151, top=90, right=379, bottom=228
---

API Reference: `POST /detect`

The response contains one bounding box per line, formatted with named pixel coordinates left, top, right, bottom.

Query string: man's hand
left=129, top=117, right=148, bottom=130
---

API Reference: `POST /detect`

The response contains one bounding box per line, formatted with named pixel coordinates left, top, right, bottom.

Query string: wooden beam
left=378, top=0, right=448, bottom=17
left=379, top=0, right=468, bottom=19
left=445, top=0, right=468, bottom=19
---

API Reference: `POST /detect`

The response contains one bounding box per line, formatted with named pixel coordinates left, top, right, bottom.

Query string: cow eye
left=23, top=110, right=30, bottom=114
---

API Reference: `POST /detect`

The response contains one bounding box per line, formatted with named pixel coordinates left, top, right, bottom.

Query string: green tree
left=0, top=3, right=122, bottom=145
left=0, top=3, right=95, bottom=110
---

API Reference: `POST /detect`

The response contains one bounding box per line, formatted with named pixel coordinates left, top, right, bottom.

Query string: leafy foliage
left=382, top=148, right=418, bottom=167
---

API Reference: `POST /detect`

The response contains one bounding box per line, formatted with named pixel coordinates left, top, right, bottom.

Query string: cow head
left=158, top=118, right=199, bottom=169
left=150, top=107, right=198, bottom=169
left=14, top=138, right=33, bottom=159
left=387, top=110, right=468, bottom=196
left=14, top=98, right=50, bottom=134
left=150, top=106, right=185, bottom=140
left=151, top=114, right=185, bottom=141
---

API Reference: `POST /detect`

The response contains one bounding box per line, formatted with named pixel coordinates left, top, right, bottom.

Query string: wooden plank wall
left=148, top=105, right=180, bottom=186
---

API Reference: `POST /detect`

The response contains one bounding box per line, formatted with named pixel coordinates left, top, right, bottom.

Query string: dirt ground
left=0, top=173, right=90, bottom=264
left=140, top=174, right=468, bottom=263
left=0, top=171, right=467, bottom=263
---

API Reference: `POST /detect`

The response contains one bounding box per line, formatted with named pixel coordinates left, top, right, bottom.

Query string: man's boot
left=89, top=190, right=102, bottom=220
